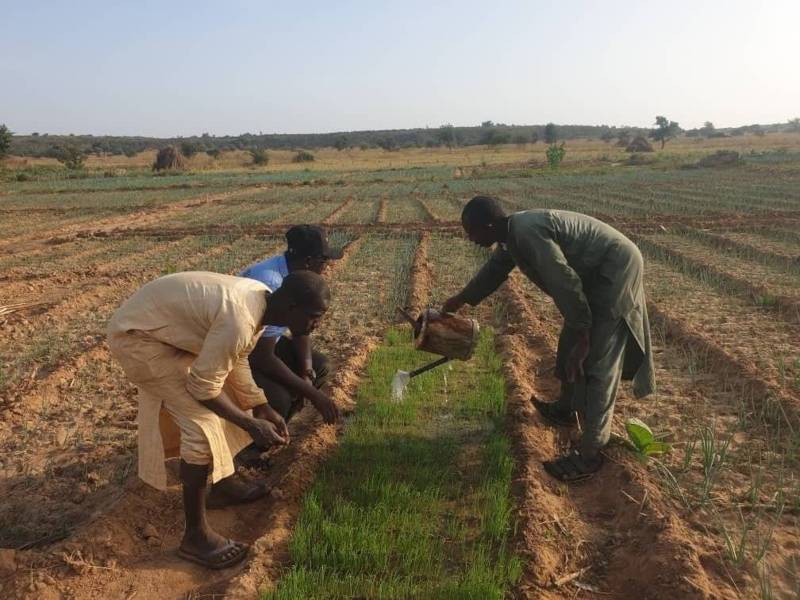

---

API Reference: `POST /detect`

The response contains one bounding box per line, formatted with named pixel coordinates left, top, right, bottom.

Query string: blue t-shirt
left=240, top=254, right=289, bottom=339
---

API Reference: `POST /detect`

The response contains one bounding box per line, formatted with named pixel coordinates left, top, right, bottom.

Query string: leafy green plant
left=545, top=142, right=566, bottom=168
left=622, top=418, right=671, bottom=461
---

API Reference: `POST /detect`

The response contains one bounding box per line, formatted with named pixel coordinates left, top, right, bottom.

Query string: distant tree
left=0, top=124, right=12, bottom=159
left=359, top=142, right=370, bottom=151
left=436, top=124, right=456, bottom=148
left=481, top=120, right=494, bottom=128
left=600, top=131, right=615, bottom=143
left=701, top=121, right=716, bottom=137
left=180, top=141, right=200, bottom=158
left=50, top=144, right=87, bottom=170
left=544, top=123, right=558, bottom=144
left=248, top=148, right=269, bottom=165
left=615, top=130, right=631, bottom=147
left=123, top=148, right=138, bottom=158
left=650, top=115, right=681, bottom=149
left=31, top=132, right=39, bottom=137
left=530, top=131, right=540, bottom=144
left=789, top=117, right=800, bottom=132
left=376, top=137, right=398, bottom=151
left=333, top=135, right=349, bottom=150
left=512, top=133, right=528, bottom=147
left=206, top=148, right=221, bottom=159
left=480, top=128, right=510, bottom=146
left=545, top=142, right=566, bottom=168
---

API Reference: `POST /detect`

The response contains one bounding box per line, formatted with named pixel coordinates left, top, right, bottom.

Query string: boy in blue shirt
left=240, top=225, right=343, bottom=430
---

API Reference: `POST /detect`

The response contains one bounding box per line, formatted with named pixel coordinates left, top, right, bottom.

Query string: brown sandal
left=543, top=450, right=604, bottom=482
left=531, top=397, right=576, bottom=428
left=177, top=539, right=249, bottom=569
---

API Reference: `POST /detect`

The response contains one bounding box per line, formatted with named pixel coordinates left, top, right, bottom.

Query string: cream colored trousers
left=108, top=330, right=253, bottom=490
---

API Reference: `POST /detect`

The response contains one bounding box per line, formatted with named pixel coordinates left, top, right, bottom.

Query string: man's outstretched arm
left=443, top=246, right=515, bottom=312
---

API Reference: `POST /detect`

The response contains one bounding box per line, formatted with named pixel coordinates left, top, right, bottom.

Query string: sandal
left=531, top=397, right=576, bottom=428
left=177, top=539, right=249, bottom=570
left=234, top=444, right=272, bottom=471
left=206, top=477, right=269, bottom=509
left=543, top=450, right=604, bottom=482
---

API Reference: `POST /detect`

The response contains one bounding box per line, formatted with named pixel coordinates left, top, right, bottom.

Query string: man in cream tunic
left=108, top=270, right=333, bottom=568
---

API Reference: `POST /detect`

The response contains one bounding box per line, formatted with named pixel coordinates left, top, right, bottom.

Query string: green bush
left=545, top=143, right=566, bottom=168
left=248, top=148, right=269, bottom=165
left=50, top=144, right=87, bottom=170
left=180, top=141, right=201, bottom=158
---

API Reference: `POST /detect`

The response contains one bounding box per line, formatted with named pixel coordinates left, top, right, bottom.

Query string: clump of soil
left=696, top=150, right=740, bottom=168
left=626, top=136, right=654, bottom=153
left=152, top=146, right=186, bottom=172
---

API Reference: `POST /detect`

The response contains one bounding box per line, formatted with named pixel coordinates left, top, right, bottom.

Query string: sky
left=2, top=0, right=799, bottom=137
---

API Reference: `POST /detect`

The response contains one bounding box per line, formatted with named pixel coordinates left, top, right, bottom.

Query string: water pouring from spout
left=392, top=370, right=411, bottom=402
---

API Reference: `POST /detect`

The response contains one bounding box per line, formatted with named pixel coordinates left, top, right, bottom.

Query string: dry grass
left=6, top=133, right=800, bottom=174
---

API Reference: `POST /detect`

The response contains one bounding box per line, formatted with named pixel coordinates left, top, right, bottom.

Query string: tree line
left=3, top=123, right=650, bottom=158
left=1, top=119, right=796, bottom=161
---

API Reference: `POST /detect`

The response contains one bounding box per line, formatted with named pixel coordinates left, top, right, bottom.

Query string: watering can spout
left=392, top=307, right=480, bottom=395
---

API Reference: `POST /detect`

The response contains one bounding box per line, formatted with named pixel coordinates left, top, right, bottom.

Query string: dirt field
left=1, top=138, right=799, bottom=598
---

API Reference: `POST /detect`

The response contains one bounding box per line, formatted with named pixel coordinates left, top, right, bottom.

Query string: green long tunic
left=461, top=209, right=655, bottom=399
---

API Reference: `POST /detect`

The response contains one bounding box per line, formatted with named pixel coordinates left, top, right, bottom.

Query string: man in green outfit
left=443, top=196, right=655, bottom=481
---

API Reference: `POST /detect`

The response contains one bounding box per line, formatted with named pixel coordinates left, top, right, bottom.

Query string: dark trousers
left=553, top=319, right=629, bottom=453
left=249, top=337, right=330, bottom=421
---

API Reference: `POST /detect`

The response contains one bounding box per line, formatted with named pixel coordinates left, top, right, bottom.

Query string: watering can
left=392, top=307, right=480, bottom=400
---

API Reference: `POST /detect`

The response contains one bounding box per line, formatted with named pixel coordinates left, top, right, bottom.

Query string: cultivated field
left=1, top=138, right=799, bottom=599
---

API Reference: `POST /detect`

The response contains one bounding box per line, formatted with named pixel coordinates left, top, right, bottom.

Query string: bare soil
left=498, top=274, right=738, bottom=598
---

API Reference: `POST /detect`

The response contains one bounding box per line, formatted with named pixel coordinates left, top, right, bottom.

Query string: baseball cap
left=285, top=225, right=344, bottom=260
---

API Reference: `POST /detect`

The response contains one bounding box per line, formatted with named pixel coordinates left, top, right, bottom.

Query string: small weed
left=718, top=509, right=754, bottom=567
left=696, top=425, right=731, bottom=507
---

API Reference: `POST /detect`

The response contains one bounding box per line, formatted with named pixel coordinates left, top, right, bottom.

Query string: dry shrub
left=292, top=150, right=315, bottom=163
left=152, top=146, right=185, bottom=171
left=626, top=136, right=654, bottom=153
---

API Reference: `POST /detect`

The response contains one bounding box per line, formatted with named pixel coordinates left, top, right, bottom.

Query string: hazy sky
left=2, top=1, right=798, bottom=136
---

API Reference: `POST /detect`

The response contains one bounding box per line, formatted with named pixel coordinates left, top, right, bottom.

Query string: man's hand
left=442, top=293, right=466, bottom=314
left=309, top=389, right=339, bottom=424
left=254, top=403, right=290, bottom=442
left=565, top=329, right=591, bottom=383
left=246, top=418, right=288, bottom=448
